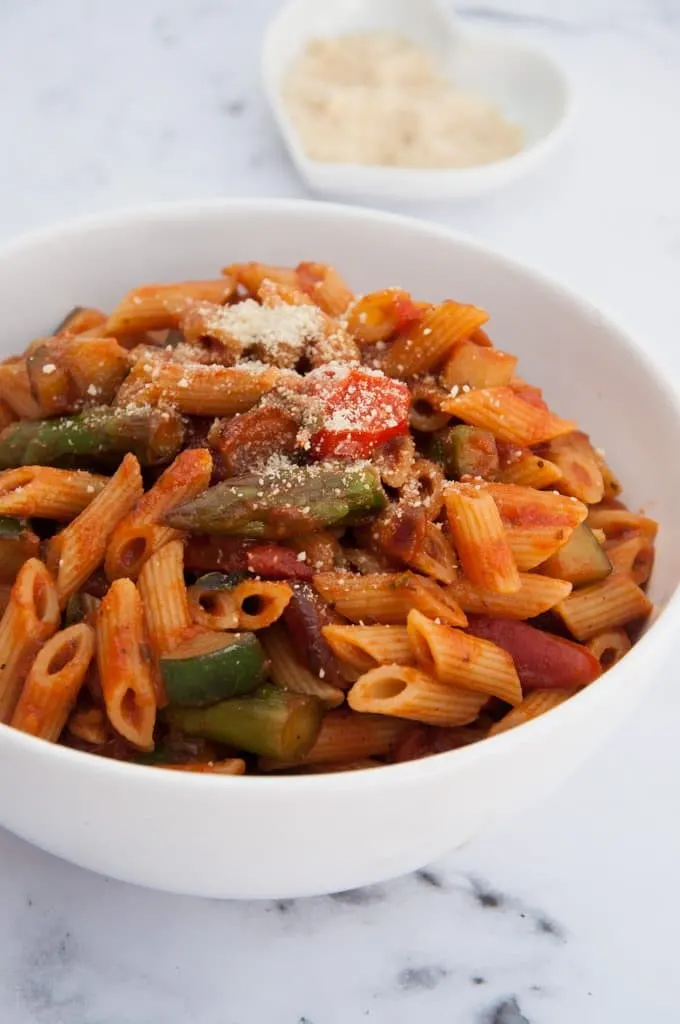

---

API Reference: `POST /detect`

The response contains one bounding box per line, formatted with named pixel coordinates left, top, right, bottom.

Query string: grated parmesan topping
left=205, top=299, right=325, bottom=362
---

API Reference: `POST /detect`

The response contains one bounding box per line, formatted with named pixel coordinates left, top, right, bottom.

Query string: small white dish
left=262, top=0, right=573, bottom=201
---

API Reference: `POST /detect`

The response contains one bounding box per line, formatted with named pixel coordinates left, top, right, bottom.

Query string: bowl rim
left=0, top=196, right=678, bottom=792
left=260, top=7, right=574, bottom=190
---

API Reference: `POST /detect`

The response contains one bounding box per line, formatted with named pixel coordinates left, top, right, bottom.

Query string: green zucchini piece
left=161, top=631, right=266, bottom=707
left=430, top=425, right=498, bottom=479
left=540, top=524, right=612, bottom=587
left=194, top=571, right=247, bottom=591
left=164, top=684, right=322, bottom=759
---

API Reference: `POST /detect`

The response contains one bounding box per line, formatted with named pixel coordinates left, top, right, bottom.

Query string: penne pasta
left=67, top=704, right=110, bottom=745
left=115, top=361, right=279, bottom=416
left=441, top=386, right=576, bottom=447
left=439, top=340, right=517, bottom=390
left=46, top=454, right=143, bottom=607
left=260, top=624, right=345, bottom=708
left=399, top=458, right=445, bottom=520
left=542, top=431, right=604, bottom=505
left=554, top=573, right=653, bottom=641
left=408, top=381, right=452, bottom=433
left=55, top=306, right=108, bottom=337
left=0, top=360, right=42, bottom=419
left=188, top=580, right=293, bottom=632
left=138, top=539, right=192, bottom=657
left=348, top=664, right=489, bottom=726
left=345, top=288, right=422, bottom=344
left=0, top=559, right=60, bottom=722
left=489, top=689, right=572, bottom=736
left=163, top=759, right=246, bottom=775
left=105, top=279, right=236, bottom=335
left=482, top=482, right=588, bottom=570
left=495, top=447, right=563, bottom=489
left=0, top=467, right=108, bottom=519
left=96, top=578, right=156, bottom=750
left=11, top=623, right=95, bottom=741
left=260, top=709, right=407, bottom=768
left=382, top=300, right=489, bottom=379
left=444, top=484, right=520, bottom=593
left=605, top=533, right=654, bottom=586
left=594, top=453, right=622, bottom=502
left=407, top=609, right=522, bottom=705
left=322, top=624, right=414, bottom=672
left=373, top=435, right=416, bottom=489
left=296, top=261, right=354, bottom=317
left=586, top=628, right=632, bottom=669
left=105, top=448, right=213, bottom=579
left=313, top=571, right=468, bottom=627
left=446, top=572, right=572, bottom=619
left=223, top=262, right=299, bottom=296
left=406, top=522, right=458, bottom=584
left=586, top=506, right=658, bottom=540
left=27, top=336, right=130, bottom=414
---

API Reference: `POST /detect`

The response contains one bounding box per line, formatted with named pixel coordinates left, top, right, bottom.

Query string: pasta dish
left=0, top=260, right=656, bottom=774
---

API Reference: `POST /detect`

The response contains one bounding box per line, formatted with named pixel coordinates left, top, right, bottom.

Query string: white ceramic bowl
left=262, top=0, right=572, bottom=201
left=0, top=200, right=678, bottom=900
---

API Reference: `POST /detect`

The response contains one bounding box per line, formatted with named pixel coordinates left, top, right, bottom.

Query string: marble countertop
left=1, top=1, right=679, bottom=1020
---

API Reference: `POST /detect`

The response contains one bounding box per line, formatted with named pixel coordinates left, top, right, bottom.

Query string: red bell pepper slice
left=309, top=369, right=410, bottom=459
left=466, top=615, right=601, bottom=690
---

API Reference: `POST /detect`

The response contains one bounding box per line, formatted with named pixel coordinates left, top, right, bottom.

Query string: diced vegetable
left=429, top=425, right=498, bottom=479
left=164, top=684, right=322, bottom=759
left=466, top=615, right=601, bottom=690
left=0, top=407, right=185, bottom=469
left=63, top=592, right=100, bottom=627
left=161, top=631, right=266, bottom=707
left=539, top=524, right=612, bottom=587
left=184, top=536, right=315, bottom=581
left=0, top=517, right=40, bottom=582
left=208, top=405, right=299, bottom=476
left=166, top=462, right=387, bottom=539
left=371, top=503, right=426, bottom=563
left=193, top=571, right=247, bottom=591
left=309, top=369, right=410, bottom=459
left=282, top=581, right=347, bottom=688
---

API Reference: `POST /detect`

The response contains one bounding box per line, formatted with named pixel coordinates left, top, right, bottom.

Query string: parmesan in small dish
left=283, top=32, right=524, bottom=170
left=262, top=0, right=572, bottom=201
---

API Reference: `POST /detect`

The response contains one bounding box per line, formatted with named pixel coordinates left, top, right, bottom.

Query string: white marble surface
left=1, top=1, right=680, bottom=1021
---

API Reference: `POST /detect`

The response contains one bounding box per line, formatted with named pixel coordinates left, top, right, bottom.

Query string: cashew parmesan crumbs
left=283, top=32, right=523, bottom=169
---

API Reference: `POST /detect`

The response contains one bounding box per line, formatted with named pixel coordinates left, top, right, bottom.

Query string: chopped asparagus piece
left=166, top=462, right=387, bottom=539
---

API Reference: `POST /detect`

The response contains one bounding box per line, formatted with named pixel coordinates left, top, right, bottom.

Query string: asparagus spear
left=0, top=406, right=185, bottom=469
left=164, top=684, right=322, bottom=760
left=166, top=462, right=387, bottom=539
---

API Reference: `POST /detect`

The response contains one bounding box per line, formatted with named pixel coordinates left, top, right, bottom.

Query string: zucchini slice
left=161, top=631, right=266, bottom=707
